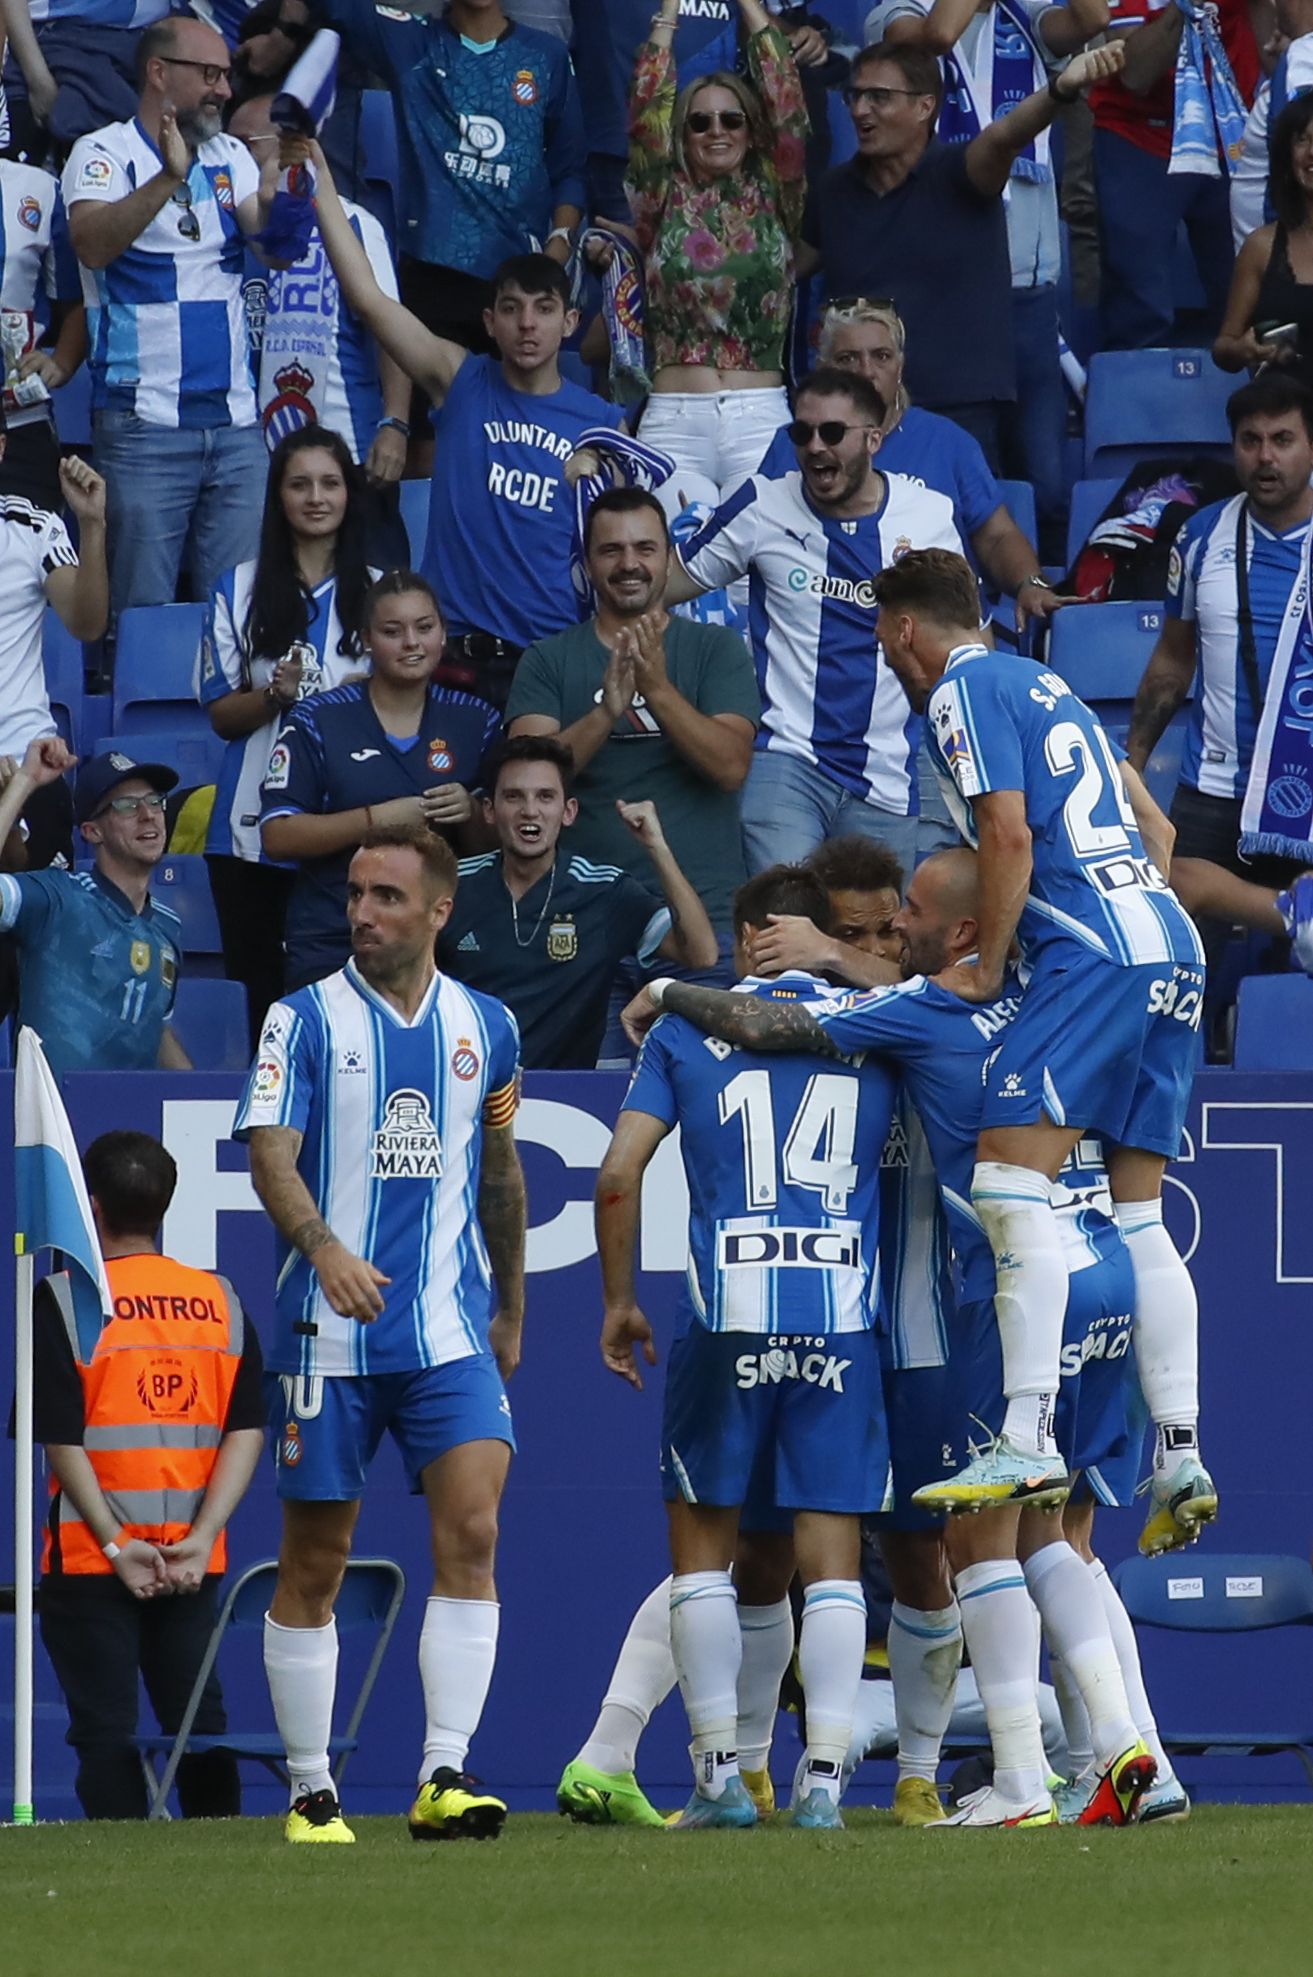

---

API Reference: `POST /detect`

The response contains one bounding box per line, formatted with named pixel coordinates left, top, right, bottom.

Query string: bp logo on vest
left=369, top=1089, right=444, bottom=1178
left=136, top=1356, right=200, bottom=1417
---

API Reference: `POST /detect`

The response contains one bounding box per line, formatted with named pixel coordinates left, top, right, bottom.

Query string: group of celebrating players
left=236, top=546, right=1214, bottom=1841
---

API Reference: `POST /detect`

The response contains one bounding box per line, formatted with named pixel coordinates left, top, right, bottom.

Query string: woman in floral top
left=627, top=0, right=808, bottom=507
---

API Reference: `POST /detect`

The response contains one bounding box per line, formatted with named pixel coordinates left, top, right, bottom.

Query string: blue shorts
left=948, top=1250, right=1140, bottom=1485
left=980, top=954, right=1204, bottom=1156
left=264, top=1358, right=515, bottom=1501
left=660, top=1326, right=891, bottom=1517
left=866, top=1347, right=952, bottom=1532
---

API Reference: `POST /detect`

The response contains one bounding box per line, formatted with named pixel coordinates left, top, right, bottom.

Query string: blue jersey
left=757, top=406, right=1002, bottom=545
left=625, top=973, right=899, bottom=1335
left=233, top=963, right=520, bottom=1378
left=679, top=470, right=965, bottom=815
left=261, top=679, right=501, bottom=987
left=927, top=643, right=1204, bottom=968
left=1165, top=494, right=1309, bottom=799
left=424, top=354, right=623, bottom=647
left=0, top=866, right=179, bottom=1076
left=324, top=3, right=586, bottom=276
left=30, top=0, right=168, bottom=20
left=878, top=1095, right=954, bottom=1370
left=570, top=0, right=735, bottom=158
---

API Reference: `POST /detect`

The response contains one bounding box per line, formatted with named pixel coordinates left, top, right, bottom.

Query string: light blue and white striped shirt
left=233, top=963, right=521, bottom=1378
left=0, top=161, right=80, bottom=431
left=63, top=120, right=258, bottom=430
left=878, top=1096, right=953, bottom=1370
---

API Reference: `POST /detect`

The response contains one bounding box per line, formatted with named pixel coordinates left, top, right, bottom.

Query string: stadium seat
left=398, top=478, right=430, bottom=565
left=112, top=604, right=206, bottom=731
left=94, top=726, right=226, bottom=793
left=148, top=854, right=223, bottom=960
left=1233, top=975, right=1313, bottom=1071
left=1065, top=476, right=1123, bottom=569
left=1112, top=1553, right=1313, bottom=1787
left=51, top=363, right=92, bottom=449
left=1046, top=601, right=1179, bottom=705
left=42, top=608, right=85, bottom=753
left=1141, top=709, right=1190, bottom=814
left=168, top=978, right=249, bottom=1072
left=136, top=1557, right=406, bottom=1817
left=1083, top=350, right=1235, bottom=478
left=359, top=89, right=399, bottom=245
left=995, top=478, right=1038, bottom=548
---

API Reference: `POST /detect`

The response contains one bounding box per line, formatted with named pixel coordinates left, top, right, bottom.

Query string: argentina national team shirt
left=233, top=962, right=521, bottom=1378
left=1166, top=492, right=1312, bottom=799
left=678, top=469, right=966, bottom=815
left=62, top=120, right=258, bottom=430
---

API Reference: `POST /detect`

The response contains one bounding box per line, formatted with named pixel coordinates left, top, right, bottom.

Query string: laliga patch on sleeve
left=264, top=740, right=291, bottom=791
left=253, top=1058, right=283, bottom=1101
left=73, top=154, right=116, bottom=195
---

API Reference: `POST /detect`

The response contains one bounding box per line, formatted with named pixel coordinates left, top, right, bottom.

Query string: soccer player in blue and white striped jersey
left=234, top=822, right=527, bottom=1846
left=873, top=547, right=1212, bottom=1555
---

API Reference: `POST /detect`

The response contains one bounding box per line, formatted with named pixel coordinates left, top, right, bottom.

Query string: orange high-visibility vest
left=42, top=1253, right=245, bottom=1577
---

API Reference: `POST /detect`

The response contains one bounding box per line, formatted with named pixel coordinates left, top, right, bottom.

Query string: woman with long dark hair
left=1216, top=93, right=1313, bottom=391
left=200, top=424, right=376, bottom=1044
left=260, top=571, right=501, bottom=992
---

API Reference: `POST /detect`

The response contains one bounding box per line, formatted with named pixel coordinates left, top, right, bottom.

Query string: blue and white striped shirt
left=233, top=963, right=521, bottom=1378
left=1165, top=493, right=1311, bottom=799
left=0, top=162, right=80, bottom=431
left=63, top=120, right=258, bottom=430
left=927, top=643, right=1204, bottom=968
left=679, top=470, right=966, bottom=816
left=878, top=1096, right=953, bottom=1370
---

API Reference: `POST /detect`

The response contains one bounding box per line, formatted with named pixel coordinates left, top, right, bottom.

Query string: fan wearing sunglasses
left=623, top=0, right=809, bottom=512
left=61, top=15, right=288, bottom=619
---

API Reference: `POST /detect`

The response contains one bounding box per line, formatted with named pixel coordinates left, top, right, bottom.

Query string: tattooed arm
left=620, top=978, right=843, bottom=1053
left=478, top=1118, right=528, bottom=1380
left=1126, top=617, right=1198, bottom=771
left=247, top=1125, right=390, bottom=1323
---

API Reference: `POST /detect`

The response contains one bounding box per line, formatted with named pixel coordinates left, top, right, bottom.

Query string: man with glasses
left=62, top=15, right=283, bottom=615
left=666, top=366, right=966, bottom=873
left=0, top=739, right=190, bottom=1072
left=796, top=37, right=1123, bottom=469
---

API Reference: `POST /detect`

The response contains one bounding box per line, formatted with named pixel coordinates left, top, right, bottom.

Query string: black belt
left=439, top=632, right=524, bottom=709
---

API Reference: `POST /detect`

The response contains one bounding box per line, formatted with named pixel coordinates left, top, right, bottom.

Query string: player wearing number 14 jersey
left=596, top=866, right=898, bottom=1831
left=873, top=550, right=1213, bottom=1556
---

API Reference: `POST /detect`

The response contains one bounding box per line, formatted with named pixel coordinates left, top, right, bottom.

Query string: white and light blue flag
left=14, top=1026, right=112, bottom=1360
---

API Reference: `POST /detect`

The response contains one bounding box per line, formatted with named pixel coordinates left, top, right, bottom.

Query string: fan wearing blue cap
left=0, top=737, right=191, bottom=1076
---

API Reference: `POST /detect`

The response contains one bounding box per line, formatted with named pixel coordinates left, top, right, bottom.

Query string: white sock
left=670, top=1570, right=740, bottom=1796
left=418, top=1595, right=500, bottom=1789
left=1090, top=1556, right=1174, bottom=1781
left=1050, top=1655, right=1094, bottom=1777
left=972, top=1162, right=1066, bottom=1452
left=887, top=1600, right=962, bottom=1784
left=577, top=1576, right=676, bottom=1776
left=1115, top=1199, right=1200, bottom=1472
left=1024, top=1542, right=1137, bottom=1769
left=264, top=1613, right=338, bottom=1804
left=955, top=1560, right=1050, bottom=1805
left=798, top=1579, right=866, bottom=1804
left=735, top=1598, right=794, bottom=1772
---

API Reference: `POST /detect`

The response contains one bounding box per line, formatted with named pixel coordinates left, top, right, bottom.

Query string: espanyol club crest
left=511, top=67, right=538, bottom=107
left=263, top=361, right=317, bottom=447
left=451, top=1037, right=480, bottom=1081
left=891, top=535, right=913, bottom=562
left=16, top=196, right=40, bottom=232
left=428, top=737, right=454, bottom=773
left=212, top=167, right=235, bottom=211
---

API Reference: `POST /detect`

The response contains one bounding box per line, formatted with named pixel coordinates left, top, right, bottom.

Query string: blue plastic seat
left=169, top=978, right=249, bottom=1072
left=136, top=1558, right=406, bottom=1817
left=1084, top=350, right=1235, bottom=478
left=95, top=726, right=225, bottom=791
left=149, top=854, right=222, bottom=957
left=42, top=608, right=85, bottom=753
left=1112, top=1552, right=1313, bottom=1786
left=359, top=89, right=399, bottom=245
left=1046, top=601, right=1180, bottom=704
left=1065, top=476, right=1124, bottom=568
left=995, top=477, right=1038, bottom=548
left=111, top=604, right=206, bottom=731
left=1233, top=975, right=1313, bottom=1070
left=398, top=479, right=430, bottom=565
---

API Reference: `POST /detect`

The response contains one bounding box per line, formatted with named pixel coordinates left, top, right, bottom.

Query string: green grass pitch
left=1, top=1806, right=1308, bottom=1976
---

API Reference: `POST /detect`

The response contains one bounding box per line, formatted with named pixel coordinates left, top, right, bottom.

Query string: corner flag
left=14, top=1025, right=113, bottom=1357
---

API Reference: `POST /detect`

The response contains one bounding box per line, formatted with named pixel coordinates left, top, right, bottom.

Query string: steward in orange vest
left=34, top=1129, right=266, bottom=1822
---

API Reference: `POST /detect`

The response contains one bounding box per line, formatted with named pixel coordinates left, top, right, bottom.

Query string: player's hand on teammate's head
left=309, top=1237, right=390, bottom=1322
left=620, top=983, right=663, bottom=1046
left=600, top=1303, right=657, bottom=1389
left=749, top=912, right=828, bottom=977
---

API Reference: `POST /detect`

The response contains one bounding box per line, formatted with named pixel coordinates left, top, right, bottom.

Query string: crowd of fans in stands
left=0, top=0, right=1307, bottom=1076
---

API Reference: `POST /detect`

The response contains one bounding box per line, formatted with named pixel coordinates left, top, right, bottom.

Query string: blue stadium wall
left=3, top=1069, right=1312, bottom=1817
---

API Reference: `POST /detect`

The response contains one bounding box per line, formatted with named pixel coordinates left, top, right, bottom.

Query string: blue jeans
left=94, top=409, right=268, bottom=614
left=740, top=749, right=922, bottom=876
left=1004, top=283, right=1067, bottom=545
left=1092, top=129, right=1235, bottom=350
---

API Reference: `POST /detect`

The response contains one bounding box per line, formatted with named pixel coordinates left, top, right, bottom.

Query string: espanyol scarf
left=1169, top=2, right=1248, bottom=179
left=570, top=428, right=674, bottom=612
left=1240, top=522, right=1313, bottom=863
left=937, top=0, right=1051, bottom=185
left=257, top=28, right=339, bottom=262
left=579, top=221, right=652, bottom=406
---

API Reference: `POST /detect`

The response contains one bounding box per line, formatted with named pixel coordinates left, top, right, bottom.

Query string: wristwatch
left=377, top=415, right=410, bottom=438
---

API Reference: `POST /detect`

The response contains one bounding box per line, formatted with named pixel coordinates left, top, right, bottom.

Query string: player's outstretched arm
left=247, top=1125, right=389, bottom=1323
left=620, top=977, right=841, bottom=1054
left=596, top=1112, right=668, bottom=1390
left=478, top=1118, right=527, bottom=1381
